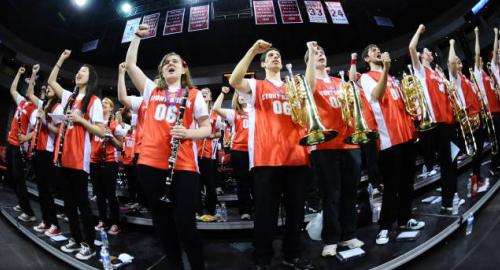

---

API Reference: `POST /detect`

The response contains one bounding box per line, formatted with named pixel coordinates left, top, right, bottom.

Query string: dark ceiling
left=0, top=0, right=490, bottom=70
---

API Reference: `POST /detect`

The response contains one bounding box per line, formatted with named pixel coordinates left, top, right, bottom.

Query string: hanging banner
left=121, top=17, right=141, bottom=43
left=253, top=1, right=277, bottom=25
left=278, top=0, right=303, bottom=24
left=141, top=12, right=161, bottom=39
left=303, top=1, right=327, bottom=23
left=188, top=5, right=210, bottom=32
left=163, top=8, right=185, bottom=35
left=325, top=2, right=349, bottom=25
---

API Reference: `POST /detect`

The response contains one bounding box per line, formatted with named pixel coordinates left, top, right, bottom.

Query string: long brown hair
left=157, top=52, right=195, bottom=89
left=232, top=91, right=246, bottom=115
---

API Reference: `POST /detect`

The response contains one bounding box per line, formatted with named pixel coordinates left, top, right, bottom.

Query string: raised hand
left=119, top=62, right=127, bottom=74
left=60, top=49, right=71, bottom=61
left=251, top=39, right=272, bottom=55
left=449, top=39, right=455, bottom=46
left=32, top=64, right=40, bottom=74
left=474, top=26, right=479, bottom=35
left=135, top=24, right=150, bottom=38
left=351, top=53, right=358, bottom=60
left=221, top=86, right=230, bottom=94
left=18, top=67, right=26, bottom=75
left=381, top=52, right=391, bottom=70
left=418, top=24, right=426, bottom=34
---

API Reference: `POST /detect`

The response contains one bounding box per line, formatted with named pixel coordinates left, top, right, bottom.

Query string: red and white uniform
left=360, top=71, right=417, bottom=150
left=475, top=67, right=500, bottom=113
left=7, top=96, right=37, bottom=147
left=222, top=108, right=249, bottom=152
left=239, top=79, right=308, bottom=168
left=137, top=79, right=208, bottom=171
left=491, top=61, right=500, bottom=90
left=90, top=118, right=126, bottom=163
left=29, top=100, right=63, bottom=153
left=197, top=111, right=222, bottom=159
left=53, top=90, right=104, bottom=173
left=130, top=96, right=146, bottom=155
left=452, top=72, right=482, bottom=117
left=122, top=122, right=136, bottom=166
left=414, top=65, right=454, bottom=124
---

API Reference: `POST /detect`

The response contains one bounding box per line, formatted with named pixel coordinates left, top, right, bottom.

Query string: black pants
left=231, top=150, right=253, bottom=215
left=198, top=158, right=218, bottom=215
left=33, top=150, right=59, bottom=226
left=378, top=141, right=417, bottom=230
left=60, top=167, right=95, bottom=247
left=311, top=149, right=361, bottom=244
left=360, top=140, right=382, bottom=186
left=418, top=128, right=437, bottom=171
left=124, top=164, right=144, bottom=205
left=252, top=166, right=308, bottom=265
left=137, top=165, right=204, bottom=270
left=459, top=121, right=486, bottom=180
left=490, top=113, right=500, bottom=170
left=434, top=123, right=458, bottom=207
left=6, top=144, right=33, bottom=216
left=90, top=162, right=120, bottom=225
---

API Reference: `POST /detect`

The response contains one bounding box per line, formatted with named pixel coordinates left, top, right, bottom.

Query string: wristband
left=351, top=59, right=357, bottom=65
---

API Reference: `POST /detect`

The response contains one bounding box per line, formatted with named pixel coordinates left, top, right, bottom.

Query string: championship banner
left=141, top=12, right=161, bottom=39
left=163, top=8, right=185, bottom=35
left=253, top=0, right=277, bottom=25
left=121, top=17, right=141, bottom=43
left=278, top=0, right=303, bottom=24
left=324, top=1, right=349, bottom=25
left=304, top=1, right=327, bottom=23
left=188, top=5, right=210, bottom=32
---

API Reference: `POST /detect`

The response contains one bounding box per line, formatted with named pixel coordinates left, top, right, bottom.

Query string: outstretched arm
left=125, top=24, right=150, bottom=95
left=305, top=41, right=318, bottom=91
left=372, top=53, right=391, bottom=101
left=349, top=53, right=358, bottom=82
left=117, top=62, right=134, bottom=108
left=10, top=67, right=25, bottom=103
left=27, top=64, right=42, bottom=106
left=48, top=50, right=71, bottom=98
left=474, top=27, right=481, bottom=69
left=409, top=24, right=426, bottom=72
left=448, top=39, right=459, bottom=79
left=213, top=86, right=230, bottom=119
left=493, top=28, right=499, bottom=66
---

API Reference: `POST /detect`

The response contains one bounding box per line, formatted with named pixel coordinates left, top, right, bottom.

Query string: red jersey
left=311, top=77, right=358, bottom=151
left=225, top=109, right=249, bottom=152
left=415, top=65, right=454, bottom=124
left=8, top=97, right=37, bottom=146
left=30, top=102, right=63, bottom=153
left=475, top=68, right=500, bottom=113
left=242, top=79, right=308, bottom=168
left=197, top=111, right=222, bottom=159
left=53, top=90, right=104, bottom=173
left=457, top=73, right=481, bottom=116
left=90, top=119, right=120, bottom=163
left=122, top=126, right=136, bottom=165
left=138, top=79, right=208, bottom=171
left=129, top=96, right=147, bottom=155
left=360, top=71, right=417, bottom=150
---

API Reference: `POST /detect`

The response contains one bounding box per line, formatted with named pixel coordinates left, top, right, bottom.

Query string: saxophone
left=55, top=88, right=78, bottom=167
left=159, top=87, right=190, bottom=203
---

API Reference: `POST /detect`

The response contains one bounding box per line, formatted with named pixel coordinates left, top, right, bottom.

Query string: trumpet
left=285, top=64, right=337, bottom=146
left=469, top=68, right=499, bottom=155
left=400, top=65, right=436, bottom=131
left=440, top=72, right=478, bottom=156
left=337, top=71, right=378, bottom=144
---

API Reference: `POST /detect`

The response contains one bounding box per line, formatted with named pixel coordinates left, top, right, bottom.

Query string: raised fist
left=135, top=24, right=150, bottom=38
left=60, top=49, right=71, bottom=60
left=251, top=39, right=272, bottom=55
left=381, top=52, right=391, bottom=69
left=351, top=53, right=358, bottom=60
left=418, top=24, right=426, bottom=33
left=494, top=28, right=498, bottom=34
left=119, top=62, right=127, bottom=74
left=221, top=86, right=230, bottom=94
left=18, top=67, right=26, bottom=74
left=474, top=26, right=479, bottom=34
left=449, top=39, right=455, bottom=45
left=32, top=64, right=40, bottom=74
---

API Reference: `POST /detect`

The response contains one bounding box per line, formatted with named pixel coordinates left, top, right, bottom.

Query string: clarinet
left=55, top=88, right=78, bottom=167
left=160, top=87, right=190, bottom=203
left=101, top=113, right=114, bottom=167
left=32, top=98, right=48, bottom=159
left=17, top=111, right=28, bottom=171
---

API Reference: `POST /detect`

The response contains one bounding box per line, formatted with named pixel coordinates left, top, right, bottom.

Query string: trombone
left=469, top=67, right=499, bottom=155
left=285, top=64, right=337, bottom=146
left=337, top=71, right=378, bottom=144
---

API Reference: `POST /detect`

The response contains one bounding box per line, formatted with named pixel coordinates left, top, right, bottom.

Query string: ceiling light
left=73, top=0, right=88, bottom=8
left=121, top=2, right=133, bottom=15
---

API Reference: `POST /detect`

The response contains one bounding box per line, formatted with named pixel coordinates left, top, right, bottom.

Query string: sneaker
left=130, top=202, right=140, bottom=209
left=56, top=213, right=66, bottom=220
left=241, top=213, right=251, bottom=221
left=376, top=230, right=389, bottom=245
left=477, top=180, right=490, bottom=193
left=33, top=222, right=49, bottom=233
left=108, top=225, right=121, bottom=235
left=427, top=169, right=438, bottom=177
left=216, top=187, right=224, bottom=195
left=13, top=205, right=22, bottom=212
left=321, top=244, right=337, bottom=257
left=75, top=243, right=95, bottom=260
left=61, top=238, right=80, bottom=253
left=339, top=238, right=364, bottom=249
left=282, top=257, right=315, bottom=270
left=400, top=219, right=425, bottom=230
left=94, top=221, right=106, bottom=231
left=44, top=225, right=61, bottom=237
left=90, top=195, right=97, bottom=201
left=18, top=213, right=36, bottom=222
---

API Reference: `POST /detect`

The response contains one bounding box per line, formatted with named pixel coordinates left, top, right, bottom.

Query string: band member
left=126, top=24, right=210, bottom=269
left=491, top=28, right=500, bottom=92
left=90, top=97, right=125, bottom=235
left=48, top=50, right=105, bottom=260
left=304, top=42, right=364, bottom=257
left=360, top=44, right=425, bottom=245
left=26, top=64, right=63, bottom=236
left=447, top=39, right=487, bottom=189
left=212, top=86, right=253, bottom=221
left=229, top=40, right=313, bottom=270
left=474, top=27, right=500, bottom=176
left=7, top=66, right=37, bottom=222
left=197, top=87, right=221, bottom=222
left=409, top=24, right=458, bottom=212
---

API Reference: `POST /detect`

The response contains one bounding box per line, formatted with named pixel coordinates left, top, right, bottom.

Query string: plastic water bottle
left=220, top=202, right=228, bottom=222
left=466, top=179, right=472, bottom=198
left=100, top=228, right=109, bottom=249
left=372, top=205, right=381, bottom=223
left=100, top=245, right=113, bottom=270
left=452, top=193, right=460, bottom=215
left=465, top=214, right=474, bottom=236
left=215, top=204, right=222, bottom=221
